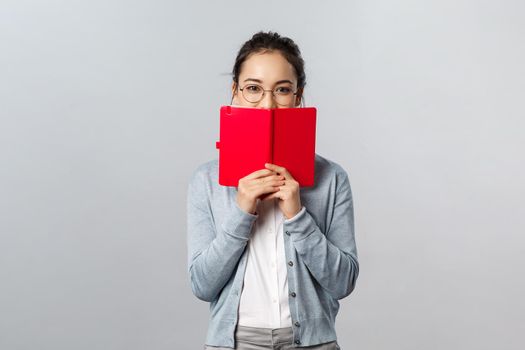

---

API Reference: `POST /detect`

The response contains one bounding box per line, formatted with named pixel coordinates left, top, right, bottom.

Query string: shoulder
left=314, top=153, right=350, bottom=184
left=188, top=158, right=218, bottom=188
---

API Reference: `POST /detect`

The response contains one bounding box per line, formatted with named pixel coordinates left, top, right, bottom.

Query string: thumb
left=260, top=193, right=274, bottom=201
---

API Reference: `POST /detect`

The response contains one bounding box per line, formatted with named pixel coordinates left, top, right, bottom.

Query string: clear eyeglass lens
left=242, top=85, right=263, bottom=102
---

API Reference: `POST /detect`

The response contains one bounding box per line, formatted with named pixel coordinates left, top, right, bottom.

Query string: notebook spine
left=269, top=109, right=274, bottom=163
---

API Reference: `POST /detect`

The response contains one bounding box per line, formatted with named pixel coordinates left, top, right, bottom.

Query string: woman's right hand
left=236, top=169, right=286, bottom=215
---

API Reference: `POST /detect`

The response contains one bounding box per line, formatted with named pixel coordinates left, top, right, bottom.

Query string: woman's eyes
left=246, top=85, right=262, bottom=92
left=275, top=86, right=292, bottom=94
left=244, top=85, right=293, bottom=94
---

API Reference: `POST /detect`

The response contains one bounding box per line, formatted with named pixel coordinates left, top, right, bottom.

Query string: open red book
left=215, top=105, right=317, bottom=187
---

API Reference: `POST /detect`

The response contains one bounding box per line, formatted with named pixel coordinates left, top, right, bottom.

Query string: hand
left=236, top=169, right=286, bottom=215
left=260, top=163, right=302, bottom=220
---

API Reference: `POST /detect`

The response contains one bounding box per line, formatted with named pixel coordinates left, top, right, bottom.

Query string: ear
left=294, top=88, right=303, bottom=107
left=231, top=82, right=239, bottom=105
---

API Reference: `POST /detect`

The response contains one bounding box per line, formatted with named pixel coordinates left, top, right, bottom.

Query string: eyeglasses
left=235, top=83, right=299, bottom=106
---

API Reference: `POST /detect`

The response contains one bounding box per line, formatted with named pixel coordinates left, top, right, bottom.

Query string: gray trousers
left=204, top=325, right=341, bottom=350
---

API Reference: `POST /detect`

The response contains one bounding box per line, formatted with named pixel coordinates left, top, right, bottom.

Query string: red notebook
left=215, top=105, right=317, bottom=187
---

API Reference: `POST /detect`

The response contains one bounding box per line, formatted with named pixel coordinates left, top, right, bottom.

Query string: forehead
left=239, top=51, right=296, bottom=84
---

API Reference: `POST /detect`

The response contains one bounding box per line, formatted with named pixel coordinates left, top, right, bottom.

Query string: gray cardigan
left=186, top=153, right=359, bottom=348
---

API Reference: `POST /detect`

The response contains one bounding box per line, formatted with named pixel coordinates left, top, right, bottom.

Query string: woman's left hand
left=260, top=163, right=302, bottom=219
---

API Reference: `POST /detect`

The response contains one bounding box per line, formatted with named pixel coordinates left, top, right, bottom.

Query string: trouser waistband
left=235, top=325, right=293, bottom=346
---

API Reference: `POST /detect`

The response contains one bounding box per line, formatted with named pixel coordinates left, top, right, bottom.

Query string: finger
left=244, top=168, right=277, bottom=180
left=264, top=163, right=293, bottom=180
left=261, top=193, right=274, bottom=201
left=264, top=174, right=286, bottom=181
left=263, top=179, right=286, bottom=188
left=259, top=192, right=272, bottom=201
left=261, top=191, right=279, bottom=201
left=248, top=177, right=285, bottom=189
left=254, top=185, right=281, bottom=199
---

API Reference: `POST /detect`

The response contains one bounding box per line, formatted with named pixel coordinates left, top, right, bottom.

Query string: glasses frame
left=234, top=83, right=299, bottom=106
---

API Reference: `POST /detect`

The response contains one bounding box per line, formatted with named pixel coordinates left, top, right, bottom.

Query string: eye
left=245, top=84, right=262, bottom=93
left=275, top=86, right=292, bottom=94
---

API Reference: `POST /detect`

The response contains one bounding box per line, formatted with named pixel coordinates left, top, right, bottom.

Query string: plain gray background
left=1, top=0, right=524, bottom=349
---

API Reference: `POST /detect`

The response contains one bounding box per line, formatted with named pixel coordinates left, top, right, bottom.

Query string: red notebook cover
left=215, top=105, right=317, bottom=187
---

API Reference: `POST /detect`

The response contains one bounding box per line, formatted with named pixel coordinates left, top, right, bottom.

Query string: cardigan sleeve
left=283, top=169, right=359, bottom=300
left=186, top=168, right=258, bottom=302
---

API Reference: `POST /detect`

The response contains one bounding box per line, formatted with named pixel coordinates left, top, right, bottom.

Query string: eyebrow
left=243, top=78, right=294, bottom=85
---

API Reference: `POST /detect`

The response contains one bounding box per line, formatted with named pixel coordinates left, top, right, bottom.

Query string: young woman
left=187, top=31, right=359, bottom=350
